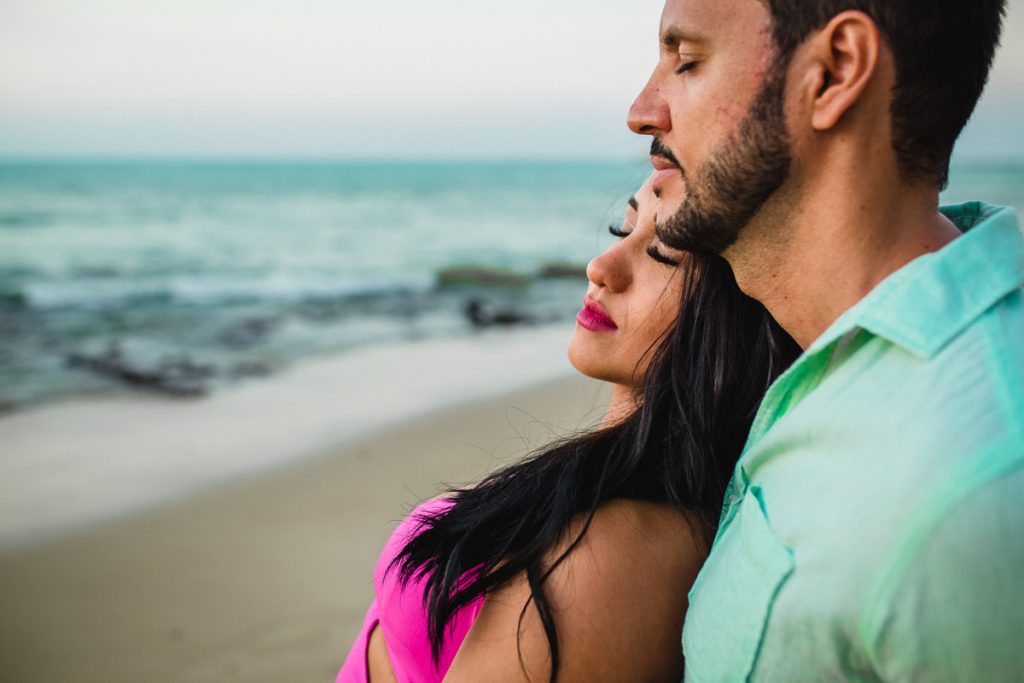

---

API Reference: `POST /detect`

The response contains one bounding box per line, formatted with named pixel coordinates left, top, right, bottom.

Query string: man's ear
left=803, top=11, right=881, bottom=131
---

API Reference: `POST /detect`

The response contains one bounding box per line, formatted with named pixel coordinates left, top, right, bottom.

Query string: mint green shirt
left=683, top=203, right=1024, bottom=682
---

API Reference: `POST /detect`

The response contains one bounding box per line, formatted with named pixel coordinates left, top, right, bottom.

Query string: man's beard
left=656, top=68, right=792, bottom=256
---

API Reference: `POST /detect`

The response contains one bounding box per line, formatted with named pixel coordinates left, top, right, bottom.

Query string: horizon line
left=0, top=152, right=1021, bottom=165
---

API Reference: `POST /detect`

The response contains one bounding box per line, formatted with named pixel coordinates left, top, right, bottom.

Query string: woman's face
left=568, top=175, right=687, bottom=389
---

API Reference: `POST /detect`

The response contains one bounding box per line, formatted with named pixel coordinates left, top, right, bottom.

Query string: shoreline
left=0, top=366, right=608, bottom=682
left=0, top=323, right=585, bottom=550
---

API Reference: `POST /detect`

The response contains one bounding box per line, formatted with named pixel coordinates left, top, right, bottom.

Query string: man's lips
left=576, top=298, right=617, bottom=332
left=650, top=155, right=678, bottom=171
left=650, top=155, right=681, bottom=186
left=649, top=138, right=682, bottom=169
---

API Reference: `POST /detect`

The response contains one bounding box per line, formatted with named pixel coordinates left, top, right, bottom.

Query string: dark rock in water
left=299, top=303, right=344, bottom=323
left=464, top=298, right=532, bottom=328
left=0, top=289, right=28, bottom=309
left=538, top=262, right=587, bottom=279
left=438, top=266, right=531, bottom=289
left=218, top=316, right=281, bottom=349
left=0, top=399, right=15, bottom=416
left=66, top=344, right=214, bottom=398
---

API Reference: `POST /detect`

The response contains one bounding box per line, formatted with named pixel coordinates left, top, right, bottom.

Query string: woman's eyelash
left=646, top=244, right=682, bottom=267
left=610, top=225, right=680, bottom=265
left=675, top=61, right=698, bottom=75
left=608, top=224, right=631, bottom=238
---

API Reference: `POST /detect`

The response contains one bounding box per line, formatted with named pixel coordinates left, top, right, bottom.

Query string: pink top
left=336, top=499, right=484, bottom=683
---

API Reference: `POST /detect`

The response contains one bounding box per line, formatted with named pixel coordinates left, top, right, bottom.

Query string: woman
left=338, top=174, right=799, bottom=682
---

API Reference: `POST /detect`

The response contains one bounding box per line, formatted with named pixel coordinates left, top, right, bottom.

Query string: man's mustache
left=650, top=138, right=682, bottom=170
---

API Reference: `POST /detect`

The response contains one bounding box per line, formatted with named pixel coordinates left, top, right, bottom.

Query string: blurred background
left=1, top=1, right=1022, bottom=681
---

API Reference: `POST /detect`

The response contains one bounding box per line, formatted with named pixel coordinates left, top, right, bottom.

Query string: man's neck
left=726, top=161, right=962, bottom=349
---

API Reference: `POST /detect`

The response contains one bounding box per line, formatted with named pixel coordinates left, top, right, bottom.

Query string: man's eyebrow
left=628, top=196, right=639, bottom=211
left=661, top=24, right=707, bottom=47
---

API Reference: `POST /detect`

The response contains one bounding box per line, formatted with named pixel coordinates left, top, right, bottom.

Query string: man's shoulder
left=873, top=430, right=1024, bottom=576
left=917, top=285, right=1024, bottom=447
left=857, top=460, right=1024, bottom=678
left=874, top=453, right=1024, bottom=586
left=794, top=280, right=1022, bottom=474
left=973, top=282, right=1024, bottom=416
left=745, top=288, right=1024, bottom=584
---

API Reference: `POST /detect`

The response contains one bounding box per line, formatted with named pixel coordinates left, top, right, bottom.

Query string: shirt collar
left=807, top=202, right=1024, bottom=359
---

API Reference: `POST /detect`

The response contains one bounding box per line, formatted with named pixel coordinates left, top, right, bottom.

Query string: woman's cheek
left=656, top=286, right=683, bottom=332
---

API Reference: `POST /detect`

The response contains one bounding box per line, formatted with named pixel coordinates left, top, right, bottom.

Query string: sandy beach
left=0, top=327, right=609, bottom=682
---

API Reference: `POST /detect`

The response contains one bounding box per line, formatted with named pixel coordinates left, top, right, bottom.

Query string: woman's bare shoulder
left=575, top=498, right=704, bottom=560
left=444, top=499, right=705, bottom=683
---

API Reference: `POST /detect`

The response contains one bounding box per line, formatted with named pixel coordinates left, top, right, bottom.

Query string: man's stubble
left=656, top=66, right=794, bottom=257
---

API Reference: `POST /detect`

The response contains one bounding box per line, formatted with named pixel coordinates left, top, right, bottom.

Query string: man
left=630, top=0, right=1023, bottom=681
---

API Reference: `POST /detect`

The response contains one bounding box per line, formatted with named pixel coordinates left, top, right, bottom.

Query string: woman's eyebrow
left=628, top=196, right=639, bottom=211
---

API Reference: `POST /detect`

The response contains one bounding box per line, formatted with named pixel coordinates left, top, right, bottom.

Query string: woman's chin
left=567, top=340, right=623, bottom=386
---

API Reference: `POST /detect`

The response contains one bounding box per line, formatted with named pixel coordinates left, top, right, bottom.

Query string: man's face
left=629, top=0, right=793, bottom=256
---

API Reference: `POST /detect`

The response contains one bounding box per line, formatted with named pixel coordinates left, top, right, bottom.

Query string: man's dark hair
left=763, top=0, right=1007, bottom=187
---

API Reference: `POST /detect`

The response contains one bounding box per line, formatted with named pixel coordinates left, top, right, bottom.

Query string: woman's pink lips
left=576, top=299, right=618, bottom=332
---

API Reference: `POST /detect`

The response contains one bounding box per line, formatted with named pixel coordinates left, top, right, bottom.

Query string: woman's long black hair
left=393, top=253, right=800, bottom=681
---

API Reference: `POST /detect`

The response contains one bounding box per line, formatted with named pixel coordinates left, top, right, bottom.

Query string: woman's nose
left=586, top=247, right=632, bottom=293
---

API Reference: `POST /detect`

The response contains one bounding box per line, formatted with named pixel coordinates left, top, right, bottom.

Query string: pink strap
left=335, top=600, right=380, bottom=683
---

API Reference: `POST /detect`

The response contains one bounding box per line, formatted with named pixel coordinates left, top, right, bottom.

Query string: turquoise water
left=0, top=160, right=649, bottom=407
left=0, top=159, right=1021, bottom=409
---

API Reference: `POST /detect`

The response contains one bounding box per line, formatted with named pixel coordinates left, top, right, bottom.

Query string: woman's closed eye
left=646, top=243, right=682, bottom=266
left=609, top=223, right=630, bottom=238
left=608, top=224, right=682, bottom=267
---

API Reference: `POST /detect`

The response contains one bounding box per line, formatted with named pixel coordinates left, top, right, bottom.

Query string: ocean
left=1, top=159, right=1021, bottom=411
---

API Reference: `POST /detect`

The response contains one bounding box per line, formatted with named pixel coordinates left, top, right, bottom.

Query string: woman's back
left=445, top=498, right=702, bottom=682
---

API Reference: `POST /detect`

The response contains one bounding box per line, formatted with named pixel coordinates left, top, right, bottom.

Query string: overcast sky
left=1, top=0, right=1021, bottom=160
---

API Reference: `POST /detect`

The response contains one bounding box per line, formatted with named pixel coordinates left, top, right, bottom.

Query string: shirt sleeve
left=865, top=463, right=1024, bottom=682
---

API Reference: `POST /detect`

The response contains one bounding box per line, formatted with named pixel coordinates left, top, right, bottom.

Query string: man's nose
left=628, top=72, right=671, bottom=136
